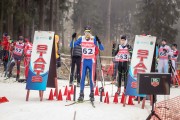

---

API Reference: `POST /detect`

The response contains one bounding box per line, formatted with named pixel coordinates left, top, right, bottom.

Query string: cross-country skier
left=24, top=38, right=33, bottom=80
left=1, top=34, right=11, bottom=72
left=70, top=26, right=104, bottom=102
left=157, top=39, right=171, bottom=73
left=114, top=35, right=132, bottom=95
left=170, top=44, right=179, bottom=70
left=8, top=36, right=25, bottom=82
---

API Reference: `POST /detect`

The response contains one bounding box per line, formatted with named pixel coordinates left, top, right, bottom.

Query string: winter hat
left=84, top=25, right=91, bottom=32
left=121, top=35, right=126, bottom=40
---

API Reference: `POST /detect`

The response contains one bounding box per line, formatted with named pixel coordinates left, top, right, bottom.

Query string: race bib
left=15, top=47, right=23, bottom=54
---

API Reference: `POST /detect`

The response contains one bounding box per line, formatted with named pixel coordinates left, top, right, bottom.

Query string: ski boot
left=89, top=91, right=95, bottom=102
left=77, top=82, right=80, bottom=87
left=116, top=87, right=121, bottom=96
left=78, top=92, right=84, bottom=102
left=7, top=72, right=12, bottom=78
left=69, top=82, right=73, bottom=87
left=16, top=74, right=20, bottom=82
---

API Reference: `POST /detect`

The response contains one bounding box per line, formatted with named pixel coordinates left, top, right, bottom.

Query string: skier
left=157, top=39, right=171, bottom=73
left=69, top=34, right=82, bottom=87
left=70, top=26, right=104, bottom=102
left=8, top=36, right=25, bottom=82
left=114, top=35, right=132, bottom=95
left=1, top=34, right=11, bottom=72
left=24, top=38, right=33, bottom=80
left=170, top=44, right=179, bottom=70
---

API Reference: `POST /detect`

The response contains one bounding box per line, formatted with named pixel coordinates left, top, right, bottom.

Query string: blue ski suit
left=70, top=36, right=104, bottom=93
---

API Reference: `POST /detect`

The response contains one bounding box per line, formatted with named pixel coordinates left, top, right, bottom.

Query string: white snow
left=0, top=78, right=180, bottom=120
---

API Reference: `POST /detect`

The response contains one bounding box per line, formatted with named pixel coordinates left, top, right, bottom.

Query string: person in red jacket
left=24, top=38, right=33, bottom=80
left=1, top=34, right=11, bottom=72
left=8, top=36, right=25, bottom=82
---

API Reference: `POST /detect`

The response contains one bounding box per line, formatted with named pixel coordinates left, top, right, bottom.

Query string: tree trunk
left=7, top=0, right=14, bottom=37
left=24, top=0, right=29, bottom=37
left=0, top=0, right=4, bottom=36
left=55, top=0, right=59, bottom=34
left=49, top=0, right=53, bottom=31
left=39, top=0, right=44, bottom=30
left=61, top=12, right=65, bottom=52
left=107, top=0, right=111, bottom=42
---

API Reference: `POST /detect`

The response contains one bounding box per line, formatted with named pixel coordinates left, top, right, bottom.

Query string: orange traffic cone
left=64, top=86, right=68, bottom=96
left=70, top=85, right=74, bottom=94
left=66, top=90, right=71, bottom=101
left=128, top=96, right=134, bottom=105
left=57, top=89, right=63, bottom=101
left=120, top=92, right=125, bottom=104
left=94, top=86, right=99, bottom=96
left=0, top=97, right=9, bottom=103
left=104, top=92, right=109, bottom=104
left=54, top=88, right=57, bottom=97
left=48, top=89, right=54, bottom=100
left=113, top=93, right=118, bottom=104
left=104, top=96, right=107, bottom=103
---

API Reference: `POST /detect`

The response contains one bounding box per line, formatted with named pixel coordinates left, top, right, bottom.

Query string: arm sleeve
left=128, top=45, right=133, bottom=57
left=94, top=37, right=104, bottom=51
left=114, top=45, right=119, bottom=56
left=70, top=37, right=82, bottom=48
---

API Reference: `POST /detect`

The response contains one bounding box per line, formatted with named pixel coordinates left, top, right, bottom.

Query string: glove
left=95, top=35, right=101, bottom=44
left=72, top=33, right=77, bottom=39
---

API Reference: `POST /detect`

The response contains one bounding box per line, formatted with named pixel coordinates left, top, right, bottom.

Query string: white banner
left=26, top=31, right=55, bottom=90
left=126, top=35, right=156, bottom=96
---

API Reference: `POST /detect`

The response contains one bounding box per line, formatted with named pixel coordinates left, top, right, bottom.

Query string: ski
left=65, top=100, right=90, bottom=106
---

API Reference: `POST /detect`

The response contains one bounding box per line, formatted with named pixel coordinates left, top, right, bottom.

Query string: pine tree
left=135, top=0, right=179, bottom=42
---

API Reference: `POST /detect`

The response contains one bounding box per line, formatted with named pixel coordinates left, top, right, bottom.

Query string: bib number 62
left=83, top=48, right=93, bottom=54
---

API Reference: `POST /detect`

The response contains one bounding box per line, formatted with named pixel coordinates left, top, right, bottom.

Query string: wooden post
left=141, top=97, right=146, bottom=109
left=26, top=90, right=30, bottom=101
left=123, top=96, right=127, bottom=107
left=55, top=77, right=58, bottom=99
left=138, top=97, right=140, bottom=104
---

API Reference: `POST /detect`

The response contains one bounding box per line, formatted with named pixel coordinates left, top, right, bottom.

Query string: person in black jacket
left=69, top=36, right=82, bottom=87
left=114, top=35, right=132, bottom=95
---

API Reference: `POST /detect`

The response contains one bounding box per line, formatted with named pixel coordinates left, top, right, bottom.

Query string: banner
left=26, top=31, right=55, bottom=91
left=125, top=35, right=156, bottom=96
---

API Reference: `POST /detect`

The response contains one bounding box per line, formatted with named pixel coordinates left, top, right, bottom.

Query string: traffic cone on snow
left=104, top=92, right=109, bottom=104
left=54, top=88, right=57, bottom=97
left=48, top=89, right=54, bottom=100
left=66, top=90, right=71, bottom=101
left=70, top=85, right=74, bottom=94
left=57, top=89, right=63, bottom=101
left=94, top=86, right=99, bottom=96
left=127, top=96, right=134, bottom=105
left=113, top=93, right=118, bottom=104
left=120, top=92, right=125, bottom=104
left=64, top=86, right=68, bottom=96
left=0, top=97, right=9, bottom=103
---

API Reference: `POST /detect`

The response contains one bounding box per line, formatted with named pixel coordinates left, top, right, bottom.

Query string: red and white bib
left=115, top=45, right=130, bottom=62
left=81, top=36, right=95, bottom=60
left=13, top=42, right=25, bottom=56
left=24, top=42, right=33, bottom=57
left=171, top=50, right=179, bottom=61
left=158, top=45, right=171, bottom=59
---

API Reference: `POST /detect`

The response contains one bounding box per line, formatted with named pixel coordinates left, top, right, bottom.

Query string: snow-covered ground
left=0, top=77, right=180, bottom=120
